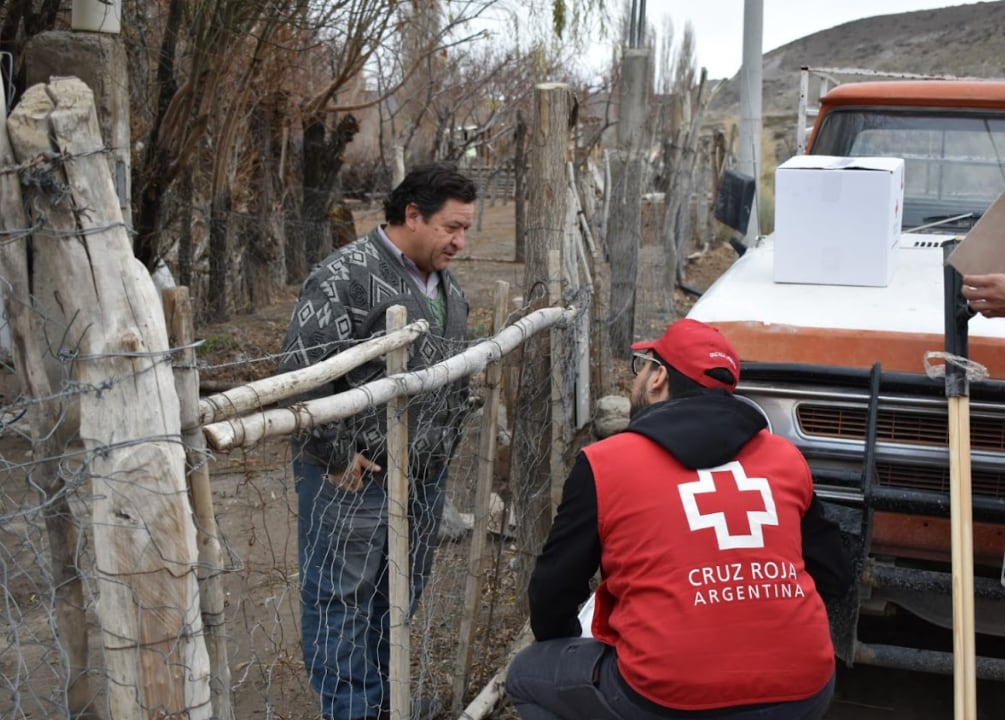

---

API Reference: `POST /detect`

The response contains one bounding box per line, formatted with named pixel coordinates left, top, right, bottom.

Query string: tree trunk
left=302, top=120, right=331, bottom=266
left=301, top=114, right=360, bottom=267
left=396, top=0, right=440, bottom=166
left=8, top=76, right=211, bottom=720
left=246, top=104, right=284, bottom=306
left=208, top=190, right=231, bottom=321
left=284, top=116, right=307, bottom=284
left=178, top=167, right=194, bottom=288
left=132, top=0, right=184, bottom=270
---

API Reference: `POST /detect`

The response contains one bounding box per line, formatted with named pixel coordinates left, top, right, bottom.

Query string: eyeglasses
left=631, top=352, right=663, bottom=376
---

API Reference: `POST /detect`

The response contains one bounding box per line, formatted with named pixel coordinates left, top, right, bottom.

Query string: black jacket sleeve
left=801, top=493, right=854, bottom=602
left=527, top=452, right=602, bottom=641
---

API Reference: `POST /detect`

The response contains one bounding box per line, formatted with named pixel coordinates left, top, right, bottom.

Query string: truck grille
left=797, top=403, right=1005, bottom=498
left=875, top=462, right=1005, bottom=499
left=796, top=403, right=1005, bottom=451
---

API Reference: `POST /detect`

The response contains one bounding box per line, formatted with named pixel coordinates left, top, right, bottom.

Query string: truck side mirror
left=714, top=169, right=756, bottom=257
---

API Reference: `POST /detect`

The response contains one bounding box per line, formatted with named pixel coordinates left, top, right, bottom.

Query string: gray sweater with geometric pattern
left=279, top=226, right=470, bottom=479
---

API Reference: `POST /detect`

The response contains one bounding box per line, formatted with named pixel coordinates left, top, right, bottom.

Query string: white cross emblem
left=678, top=461, right=778, bottom=550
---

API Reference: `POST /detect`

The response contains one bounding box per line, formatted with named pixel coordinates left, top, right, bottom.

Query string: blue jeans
left=296, top=460, right=446, bottom=720
left=506, top=638, right=835, bottom=720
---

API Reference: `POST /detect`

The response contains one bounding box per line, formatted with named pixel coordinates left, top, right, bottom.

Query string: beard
left=629, top=385, right=650, bottom=418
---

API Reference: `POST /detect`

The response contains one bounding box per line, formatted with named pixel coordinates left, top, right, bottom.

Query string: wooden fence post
left=0, top=79, right=94, bottom=719
left=7, top=77, right=211, bottom=720
left=511, top=82, right=572, bottom=592
left=548, top=249, right=566, bottom=515
left=163, top=287, right=234, bottom=720
left=453, top=281, right=510, bottom=713
left=386, top=305, right=411, bottom=720
left=607, top=151, right=644, bottom=354
left=565, top=163, right=596, bottom=426
left=514, top=110, right=527, bottom=263
left=608, top=48, right=653, bottom=357
left=662, top=69, right=710, bottom=290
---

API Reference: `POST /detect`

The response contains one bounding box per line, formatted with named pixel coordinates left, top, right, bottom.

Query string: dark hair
left=657, top=353, right=736, bottom=398
left=383, top=162, right=478, bottom=225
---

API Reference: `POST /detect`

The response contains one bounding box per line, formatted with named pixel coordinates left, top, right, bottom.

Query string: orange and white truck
left=689, top=70, right=1005, bottom=679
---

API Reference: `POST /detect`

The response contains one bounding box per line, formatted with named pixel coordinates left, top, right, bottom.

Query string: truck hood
left=688, top=233, right=1005, bottom=377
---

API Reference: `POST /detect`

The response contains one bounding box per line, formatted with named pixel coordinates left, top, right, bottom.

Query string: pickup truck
left=688, top=74, right=1005, bottom=679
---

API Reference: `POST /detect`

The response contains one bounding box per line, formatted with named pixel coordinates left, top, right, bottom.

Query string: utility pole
left=738, top=0, right=763, bottom=245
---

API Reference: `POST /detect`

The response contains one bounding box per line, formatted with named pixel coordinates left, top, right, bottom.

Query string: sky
left=639, top=0, right=985, bottom=79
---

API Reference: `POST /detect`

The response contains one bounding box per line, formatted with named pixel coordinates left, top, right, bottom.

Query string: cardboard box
left=946, top=188, right=1005, bottom=274
left=773, top=155, right=905, bottom=287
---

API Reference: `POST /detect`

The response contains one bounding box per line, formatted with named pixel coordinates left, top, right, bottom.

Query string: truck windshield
left=810, top=109, right=1005, bottom=232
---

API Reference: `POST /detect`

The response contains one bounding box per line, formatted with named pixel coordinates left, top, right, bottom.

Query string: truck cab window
left=812, top=109, right=1005, bottom=232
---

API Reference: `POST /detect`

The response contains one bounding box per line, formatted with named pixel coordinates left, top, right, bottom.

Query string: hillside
left=706, top=0, right=1005, bottom=154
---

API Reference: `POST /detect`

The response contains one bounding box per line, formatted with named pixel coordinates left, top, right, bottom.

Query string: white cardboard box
left=773, top=155, right=905, bottom=287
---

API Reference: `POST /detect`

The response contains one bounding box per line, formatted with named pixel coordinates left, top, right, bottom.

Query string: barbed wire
left=0, top=216, right=134, bottom=240
left=0, top=297, right=585, bottom=718
left=0, top=146, right=119, bottom=178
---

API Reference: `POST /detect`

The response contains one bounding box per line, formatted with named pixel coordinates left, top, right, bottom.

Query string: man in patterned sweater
left=280, top=163, right=477, bottom=720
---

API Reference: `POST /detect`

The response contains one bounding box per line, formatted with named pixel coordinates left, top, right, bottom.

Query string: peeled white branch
left=456, top=622, right=534, bottom=720
left=202, top=306, right=576, bottom=451
left=197, top=320, right=429, bottom=425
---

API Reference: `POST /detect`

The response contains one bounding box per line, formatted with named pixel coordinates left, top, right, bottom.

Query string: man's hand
left=325, top=453, right=382, bottom=491
left=962, top=273, right=1005, bottom=318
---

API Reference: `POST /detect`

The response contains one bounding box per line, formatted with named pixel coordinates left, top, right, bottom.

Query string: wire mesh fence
left=0, top=70, right=605, bottom=720
left=0, top=289, right=590, bottom=719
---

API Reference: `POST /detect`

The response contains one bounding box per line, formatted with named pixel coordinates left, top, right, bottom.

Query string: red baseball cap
left=631, top=318, right=740, bottom=391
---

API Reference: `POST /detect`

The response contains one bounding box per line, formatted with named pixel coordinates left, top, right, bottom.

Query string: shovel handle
left=948, top=397, right=977, bottom=719
left=943, top=240, right=977, bottom=718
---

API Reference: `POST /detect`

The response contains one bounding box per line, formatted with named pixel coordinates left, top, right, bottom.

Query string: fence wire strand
left=0, top=298, right=588, bottom=719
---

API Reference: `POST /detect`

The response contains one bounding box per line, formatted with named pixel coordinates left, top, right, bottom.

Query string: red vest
left=584, top=429, right=835, bottom=710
